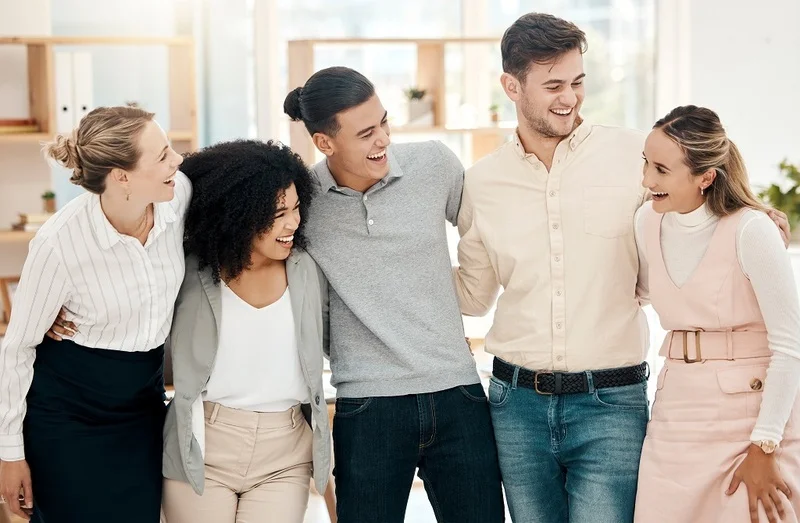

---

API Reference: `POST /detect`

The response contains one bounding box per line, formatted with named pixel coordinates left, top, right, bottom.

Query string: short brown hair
left=501, top=12, right=588, bottom=81
left=43, top=105, right=155, bottom=195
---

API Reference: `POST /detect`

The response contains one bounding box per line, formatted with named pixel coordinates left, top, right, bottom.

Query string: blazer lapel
left=198, top=266, right=222, bottom=334
left=287, top=252, right=307, bottom=341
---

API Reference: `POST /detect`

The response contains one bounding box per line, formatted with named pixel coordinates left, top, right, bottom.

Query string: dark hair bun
left=283, top=87, right=303, bottom=121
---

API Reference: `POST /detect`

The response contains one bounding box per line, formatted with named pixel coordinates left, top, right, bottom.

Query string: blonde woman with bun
left=0, top=106, right=189, bottom=522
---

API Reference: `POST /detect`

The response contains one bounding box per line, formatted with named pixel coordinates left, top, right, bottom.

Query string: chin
left=650, top=199, right=672, bottom=214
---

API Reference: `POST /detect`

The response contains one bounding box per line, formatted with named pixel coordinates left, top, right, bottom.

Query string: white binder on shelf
left=71, top=52, right=94, bottom=126
left=54, top=51, right=74, bottom=132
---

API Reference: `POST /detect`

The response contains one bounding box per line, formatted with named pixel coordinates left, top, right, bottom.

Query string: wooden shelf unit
left=0, top=230, right=36, bottom=245
left=287, top=38, right=513, bottom=164
left=0, top=35, right=198, bottom=151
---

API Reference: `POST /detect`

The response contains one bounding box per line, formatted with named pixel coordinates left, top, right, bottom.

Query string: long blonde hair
left=653, top=105, right=765, bottom=216
left=43, top=106, right=155, bottom=195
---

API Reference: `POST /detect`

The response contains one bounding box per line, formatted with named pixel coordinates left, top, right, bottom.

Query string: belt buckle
left=682, top=331, right=702, bottom=363
left=533, top=372, right=554, bottom=395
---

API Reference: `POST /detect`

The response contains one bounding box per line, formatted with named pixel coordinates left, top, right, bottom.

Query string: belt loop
left=585, top=371, right=595, bottom=394
left=726, top=329, right=734, bottom=360
left=209, top=402, right=221, bottom=425
left=668, top=330, right=676, bottom=359
left=511, top=365, right=520, bottom=390
left=291, top=406, right=297, bottom=428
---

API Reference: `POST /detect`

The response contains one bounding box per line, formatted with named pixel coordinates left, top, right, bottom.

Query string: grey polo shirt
left=305, top=140, right=480, bottom=398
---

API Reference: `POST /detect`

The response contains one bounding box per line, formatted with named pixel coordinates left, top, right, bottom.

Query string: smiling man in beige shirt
left=454, top=12, right=790, bottom=523
left=452, top=13, right=662, bottom=523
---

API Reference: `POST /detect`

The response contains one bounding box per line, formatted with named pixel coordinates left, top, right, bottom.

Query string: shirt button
left=552, top=223, right=559, bottom=230
left=556, top=290, right=562, bottom=296
left=315, top=395, right=321, bottom=405
left=368, top=219, right=374, bottom=225
left=549, top=191, right=556, bottom=197
left=363, top=195, right=368, bottom=201
left=556, top=323, right=562, bottom=329
left=554, top=256, right=560, bottom=262
left=557, top=355, right=564, bottom=362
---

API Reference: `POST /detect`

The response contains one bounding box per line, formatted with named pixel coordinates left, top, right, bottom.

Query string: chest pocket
left=583, top=186, right=636, bottom=238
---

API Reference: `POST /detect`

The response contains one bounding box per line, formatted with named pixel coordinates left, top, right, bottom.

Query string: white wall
left=657, top=0, right=800, bottom=186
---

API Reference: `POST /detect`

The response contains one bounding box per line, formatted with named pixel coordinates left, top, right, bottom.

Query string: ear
left=313, top=133, right=335, bottom=158
left=109, top=167, right=129, bottom=185
left=699, top=167, right=717, bottom=191
left=500, top=73, right=522, bottom=102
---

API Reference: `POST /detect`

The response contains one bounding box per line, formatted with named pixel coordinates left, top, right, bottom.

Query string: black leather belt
left=493, top=358, right=649, bottom=395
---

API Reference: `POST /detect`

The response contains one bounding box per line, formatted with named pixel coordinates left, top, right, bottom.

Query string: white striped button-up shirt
left=0, top=172, right=191, bottom=460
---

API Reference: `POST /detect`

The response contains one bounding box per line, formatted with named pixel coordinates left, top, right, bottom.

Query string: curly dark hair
left=181, top=139, right=315, bottom=283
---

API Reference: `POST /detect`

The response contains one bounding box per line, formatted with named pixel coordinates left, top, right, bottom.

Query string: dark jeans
left=332, top=384, right=505, bottom=523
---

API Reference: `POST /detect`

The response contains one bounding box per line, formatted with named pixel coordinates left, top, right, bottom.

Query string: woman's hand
left=727, top=444, right=792, bottom=523
left=0, top=459, right=33, bottom=520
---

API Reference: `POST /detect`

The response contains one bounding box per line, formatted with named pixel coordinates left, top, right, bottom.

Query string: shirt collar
left=513, top=117, right=592, bottom=161
left=313, top=146, right=405, bottom=194
left=89, top=194, right=178, bottom=250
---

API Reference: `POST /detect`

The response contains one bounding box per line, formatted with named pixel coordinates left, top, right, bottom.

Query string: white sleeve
left=0, top=237, right=71, bottom=461
left=736, top=211, right=800, bottom=443
left=633, top=205, right=650, bottom=306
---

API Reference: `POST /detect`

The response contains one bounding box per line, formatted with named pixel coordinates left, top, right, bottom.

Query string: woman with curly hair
left=159, top=139, right=330, bottom=523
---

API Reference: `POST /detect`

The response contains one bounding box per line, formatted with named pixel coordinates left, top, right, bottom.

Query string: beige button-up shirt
left=454, top=121, right=649, bottom=372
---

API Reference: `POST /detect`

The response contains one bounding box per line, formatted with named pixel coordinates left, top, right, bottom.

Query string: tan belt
left=661, top=330, right=770, bottom=363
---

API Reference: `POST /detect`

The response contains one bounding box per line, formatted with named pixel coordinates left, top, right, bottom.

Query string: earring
left=125, top=189, right=131, bottom=202
left=701, top=187, right=705, bottom=196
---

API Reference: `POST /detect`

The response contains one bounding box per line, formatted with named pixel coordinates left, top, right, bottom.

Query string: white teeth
left=367, top=151, right=386, bottom=160
left=551, top=108, right=572, bottom=115
left=652, top=192, right=667, bottom=196
left=277, top=235, right=294, bottom=243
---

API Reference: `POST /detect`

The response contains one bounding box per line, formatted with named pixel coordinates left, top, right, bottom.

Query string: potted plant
left=404, top=87, right=432, bottom=126
left=42, top=190, right=56, bottom=213
left=758, top=160, right=800, bottom=242
left=489, top=103, right=500, bottom=124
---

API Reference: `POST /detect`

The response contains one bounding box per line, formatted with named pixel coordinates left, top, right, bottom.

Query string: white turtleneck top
left=635, top=203, right=800, bottom=444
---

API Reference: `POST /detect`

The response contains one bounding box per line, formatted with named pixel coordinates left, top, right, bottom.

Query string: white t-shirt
left=203, top=285, right=308, bottom=412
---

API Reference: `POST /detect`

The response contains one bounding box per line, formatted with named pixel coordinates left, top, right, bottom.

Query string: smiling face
left=121, top=120, right=184, bottom=203
left=249, top=183, right=301, bottom=264
left=314, top=94, right=391, bottom=192
left=642, top=128, right=715, bottom=214
left=505, top=48, right=585, bottom=140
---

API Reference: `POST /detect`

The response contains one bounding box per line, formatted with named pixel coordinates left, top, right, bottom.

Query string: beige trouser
left=162, top=402, right=313, bottom=523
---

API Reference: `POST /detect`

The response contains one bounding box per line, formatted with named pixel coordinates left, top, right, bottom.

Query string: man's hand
left=766, top=208, right=791, bottom=248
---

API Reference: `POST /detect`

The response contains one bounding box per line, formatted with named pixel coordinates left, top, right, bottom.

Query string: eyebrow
left=642, top=153, right=671, bottom=172
left=542, top=73, right=586, bottom=86
left=356, top=111, right=388, bottom=137
left=275, top=201, right=301, bottom=213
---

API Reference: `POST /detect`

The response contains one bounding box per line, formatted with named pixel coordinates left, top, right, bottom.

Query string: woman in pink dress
left=633, top=105, right=800, bottom=523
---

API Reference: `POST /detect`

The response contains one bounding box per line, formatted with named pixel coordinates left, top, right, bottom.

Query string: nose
left=175, top=152, right=184, bottom=166
left=560, top=88, right=578, bottom=107
left=641, top=166, right=656, bottom=189
left=376, top=127, right=390, bottom=147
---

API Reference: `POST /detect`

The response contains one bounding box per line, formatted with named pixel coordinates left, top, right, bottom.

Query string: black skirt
left=23, top=336, right=166, bottom=523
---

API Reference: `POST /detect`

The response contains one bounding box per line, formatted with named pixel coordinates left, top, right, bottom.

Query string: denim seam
left=420, top=395, right=437, bottom=449
left=417, top=467, right=444, bottom=521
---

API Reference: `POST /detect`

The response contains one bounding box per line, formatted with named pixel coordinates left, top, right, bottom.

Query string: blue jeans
left=489, top=364, right=648, bottom=523
left=332, top=384, right=505, bottom=523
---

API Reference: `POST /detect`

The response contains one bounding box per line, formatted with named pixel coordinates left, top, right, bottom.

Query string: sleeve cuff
left=0, top=434, right=25, bottom=461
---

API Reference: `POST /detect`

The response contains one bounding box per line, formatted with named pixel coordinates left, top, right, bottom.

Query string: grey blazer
left=162, top=251, right=330, bottom=495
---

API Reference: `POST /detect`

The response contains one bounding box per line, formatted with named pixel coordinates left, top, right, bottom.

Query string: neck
left=100, top=191, right=151, bottom=237
left=225, top=256, right=285, bottom=284
left=327, top=159, right=380, bottom=193
left=517, top=122, right=563, bottom=171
